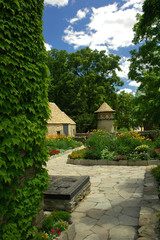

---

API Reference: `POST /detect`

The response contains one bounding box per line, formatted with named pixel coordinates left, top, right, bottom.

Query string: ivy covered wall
left=0, top=1, right=50, bottom=239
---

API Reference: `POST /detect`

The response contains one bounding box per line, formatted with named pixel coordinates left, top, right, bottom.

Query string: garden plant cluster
left=68, top=130, right=160, bottom=162
left=34, top=211, right=72, bottom=240
left=151, top=164, right=160, bottom=225
left=46, top=134, right=82, bottom=156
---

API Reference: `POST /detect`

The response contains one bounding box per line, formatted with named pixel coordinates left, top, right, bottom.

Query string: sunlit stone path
left=46, top=149, right=147, bottom=240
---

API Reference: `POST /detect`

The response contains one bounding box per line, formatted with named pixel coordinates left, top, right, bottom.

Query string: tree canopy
left=128, top=0, right=160, bottom=128
left=47, top=47, right=123, bottom=132
left=114, top=91, right=135, bottom=131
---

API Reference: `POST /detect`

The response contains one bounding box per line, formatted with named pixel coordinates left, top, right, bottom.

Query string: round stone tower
left=95, top=102, right=115, bottom=132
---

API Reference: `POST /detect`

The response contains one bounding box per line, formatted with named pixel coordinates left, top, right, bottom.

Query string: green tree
left=114, top=91, right=135, bottom=130
left=47, top=47, right=123, bottom=132
left=0, top=1, right=50, bottom=239
left=128, top=0, right=160, bottom=127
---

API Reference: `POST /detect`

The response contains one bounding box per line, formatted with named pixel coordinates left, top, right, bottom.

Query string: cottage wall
left=47, top=124, right=63, bottom=135
left=47, top=124, right=76, bottom=137
left=68, top=124, right=76, bottom=137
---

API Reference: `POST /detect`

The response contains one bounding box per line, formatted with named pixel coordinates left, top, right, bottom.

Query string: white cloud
left=70, top=8, right=89, bottom=24
left=121, top=0, right=144, bottom=11
left=89, top=44, right=109, bottom=54
left=129, top=80, right=141, bottom=87
left=117, top=57, right=130, bottom=79
left=63, top=1, right=143, bottom=51
left=63, top=26, right=92, bottom=49
left=44, top=43, right=52, bottom=51
left=44, top=0, right=69, bottom=7
left=118, top=88, right=133, bottom=94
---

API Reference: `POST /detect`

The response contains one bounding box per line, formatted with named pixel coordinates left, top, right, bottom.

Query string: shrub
left=134, top=145, right=150, bottom=153
left=151, top=165, right=160, bottom=184
left=115, top=131, right=150, bottom=154
left=150, top=148, right=160, bottom=159
left=101, top=148, right=116, bottom=161
left=128, top=152, right=150, bottom=161
left=151, top=136, right=160, bottom=148
left=40, top=211, right=71, bottom=239
left=85, top=130, right=115, bottom=159
left=46, top=134, right=82, bottom=151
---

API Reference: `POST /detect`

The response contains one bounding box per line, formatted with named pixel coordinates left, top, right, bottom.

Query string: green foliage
left=115, top=131, right=150, bottom=154
left=101, top=148, right=116, bottom=161
left=0, top=1, right=50, bottom=239
left=151, top=136, right=160, bottom=148
left=85, top=130, right=115, bottom=159
left=128, top=0, right=160, bottom=127
left=42, top=211, right=71, bottom=233
left=47, top=47, right=122, bottom=132
left=114, top=92, right=135, bottom=130
left=151, top=165, right=160, bottom=184
left=128, top=152, right=150, bottom=161
left=46, top=134, right=82, bottom=152
left=134, top=145, right=150, bottom=153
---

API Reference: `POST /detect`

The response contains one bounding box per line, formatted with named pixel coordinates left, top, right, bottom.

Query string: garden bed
left=67, top=158, right=160, bottom=166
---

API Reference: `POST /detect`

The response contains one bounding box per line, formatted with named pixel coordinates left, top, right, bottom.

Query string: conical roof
left=95, top=102, right=115, bottom=113
left=48, top=102, right=76, bottom=124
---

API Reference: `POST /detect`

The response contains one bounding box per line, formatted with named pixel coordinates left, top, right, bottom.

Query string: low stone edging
left=137, top=168, right=160, bottom=240
left=67, top=158, right=160, bottom=166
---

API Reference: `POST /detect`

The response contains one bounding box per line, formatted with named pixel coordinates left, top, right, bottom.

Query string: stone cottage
left=47, top=102, right=76, bottom=137
left=95, top=102, right=115, bottom=132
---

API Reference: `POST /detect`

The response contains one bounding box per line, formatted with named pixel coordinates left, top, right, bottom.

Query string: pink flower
left=51, top=230, right=55, bottom=233
left=58, top=232, right=61, bottom=236
left=56, top=228, right=59, bottom=232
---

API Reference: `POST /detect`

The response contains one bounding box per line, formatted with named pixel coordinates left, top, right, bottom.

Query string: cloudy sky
left=43, top=0, right=144, bottom=93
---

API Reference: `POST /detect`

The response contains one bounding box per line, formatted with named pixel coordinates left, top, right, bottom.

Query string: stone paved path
left=46, top=149, right=147, bottom=240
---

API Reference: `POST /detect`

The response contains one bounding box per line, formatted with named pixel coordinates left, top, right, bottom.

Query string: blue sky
left=43, top=0, right=144, bottom=94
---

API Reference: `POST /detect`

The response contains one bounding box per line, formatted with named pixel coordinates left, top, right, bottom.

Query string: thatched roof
left=48, top=102, right=76, bottom=124
left=95, top=102, right=115, bottom=113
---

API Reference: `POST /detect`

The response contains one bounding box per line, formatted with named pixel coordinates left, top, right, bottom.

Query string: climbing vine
left=0, top=0, right=50, bottom=239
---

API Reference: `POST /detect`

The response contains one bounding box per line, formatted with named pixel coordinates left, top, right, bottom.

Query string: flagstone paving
left=46, top=149, right=155, bottom=240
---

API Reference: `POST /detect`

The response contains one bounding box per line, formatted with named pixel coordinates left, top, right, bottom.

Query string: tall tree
left=114, top=91, right=135, bottom=130
left=128, top=0, right=160, bottom=127
left=47, top=47, right=123, bottom=132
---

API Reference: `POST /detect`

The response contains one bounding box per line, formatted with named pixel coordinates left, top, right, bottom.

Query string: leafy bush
left=151, top=136, right=160, bottom=148
left=46, top=134, right=82, bottom=152
left=101, top=148, right=116, bottom=161
left=33, top=211, right=71, bottom=240
left=42, top=211, right=71, bottom=233
left=134, top=145, right=150, bottom=153
left=149, top=148, right=160, bottom=159
left=128, top=152, right=150, bottom=161
left=151, top=165, right=160, bottom=184
left=85, top=130, right=115, bottom=159
left=115, top=131, right=151, bottom=154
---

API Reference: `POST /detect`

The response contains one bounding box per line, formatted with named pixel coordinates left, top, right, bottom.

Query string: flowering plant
left=68, top=149, right=86, bottom=159
left=34, top=211, right=72, bottom=239
left=49, top=149, right=60, bottom=156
